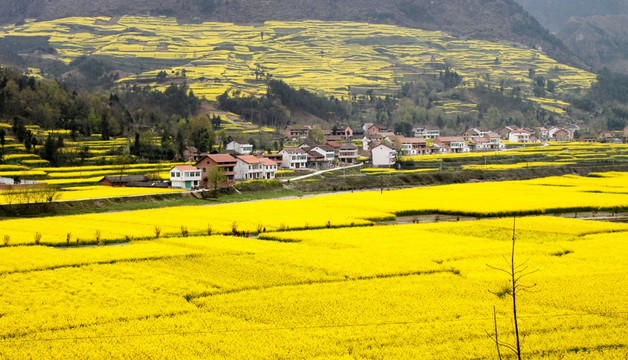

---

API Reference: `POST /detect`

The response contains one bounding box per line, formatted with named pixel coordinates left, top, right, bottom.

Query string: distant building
left=226, top=140, right=253, bottom=155
left=285, top=125, right=312, bottom=140
left=338, top=142, right=359, bottom=163
left=371, top=144, right=396, bottom=167
left=397, top=137, right=428, bottom=156
left=99, top=175, right=149, bottom=187
left=413, top=125, right=440, bottom=139
left=433, top=137, right=468, bottom=154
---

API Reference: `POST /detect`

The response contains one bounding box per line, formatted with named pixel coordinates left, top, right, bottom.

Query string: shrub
left=95, top=230, right=101, bottom=244
left=181, top=225, right=188, bottom=237
left=207, top=224, right=212, bottom=236
left=66, top=232, right=72, bottom=244
left=154, top=226, right=161, bottom=238
left=3, top=235, right=9, bottom=246
left=34, top=232, right=42, bottom=245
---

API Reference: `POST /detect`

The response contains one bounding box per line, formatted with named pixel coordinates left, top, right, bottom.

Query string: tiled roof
left=173, top=165, right=197, bottom=171
left=202, top=154, right=237, bottom=163
left=237, top=155, right=261, bottom=164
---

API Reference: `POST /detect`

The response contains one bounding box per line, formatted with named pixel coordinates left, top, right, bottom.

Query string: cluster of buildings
left=166, top=124, right=628, bottom=190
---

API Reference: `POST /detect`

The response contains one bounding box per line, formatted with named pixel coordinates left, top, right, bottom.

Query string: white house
left=308, top=145, right=336, bottom=168
left=413, top=125, right=440, bottom=139
left=170, top=165, right=202, bottom=190
left=398, top=137, right=428, bottom=156
left=508, top=130, right=531, bottom=143
left=259, top=158, right=278, bottom=179
left=372, top=144, right=397, bottom=167
left=226, top=140, right=253, bottom=155
left=279, top=148, right=308, bottom=169
left=235, top=155, right=263, bottom=181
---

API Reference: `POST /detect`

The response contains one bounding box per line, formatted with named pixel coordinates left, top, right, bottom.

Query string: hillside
left=0, top=0, right=581, bottom=68
left=514, top=0, right=628, bottom=32
left=556, top=15, right=628, bottom=74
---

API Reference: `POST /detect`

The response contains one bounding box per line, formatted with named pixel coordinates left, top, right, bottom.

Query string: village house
left=226, top=140, right=253, bottom=155
left=367, top=124, right=389, bottom=135
left=195, top=154, right=237, bottom=186
left=182, top=146, right=199, bottom=162
left=536, top=127, right=549, bottom=140
left=99, top=175, right=150, bottom=187
left=397, top=137, right=428, bottom=156
left=338, top=142, right=359, bottom=163
left=284, top=125, right=312, bottom=140
left=552, top=129, right=571, bottom=141
left=599, top=131, right=613, bottom=143
left=484, top=132, right=504, bottom=149
left=462, top=127, right=491, bottom=141
left=235, top=155, right=264, bottom=181
left=468, top=137, right=490, bottom=151
left=332, top=125, right=353, bottom=140
left=169, top=165, right=202, bottom=190
left=412, top=125, right=440, bottom=139
left=260, top=158, right=278, bottom=179
left=498, top=125, right=520, bottom=140
left=371, top=143, right=396, bottom=167
left=433, top=137, right=468, bottom=154
left=508, top=130, right=532, bottom=143
left=309, top=145, right=336, bottom=168
left=279, top=147, right=308, bottom=169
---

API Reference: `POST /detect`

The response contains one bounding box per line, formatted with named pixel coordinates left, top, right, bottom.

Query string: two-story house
left=433, top=137, right=469, bottom=154
left=226, top=140, right=253, bottom=155
left=170, top=165, right=202, bottom=190
left=284, top=125, right=312, bottom=141
left=308, top=145, right=336, bottom=169
left=195, top=154, right=237, bottom=186
left=413, top=125, right=440, bottom=139
left=235, top=155, right=264, bottom=181
left=260, top=158, right=278, bottom=179
left=338, top=142, right=359, bottom=163
left=371, top=144, right=396, bottom=167
left=397, top=137, right=427, bottom=156
left=279, top=148, right=308, bottom=169
left=509, top=130, right=532, bottom=143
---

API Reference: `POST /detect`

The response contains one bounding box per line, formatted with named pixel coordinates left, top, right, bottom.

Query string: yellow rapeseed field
left=1, top=172, right=627, bottom=245
left=0, top=215, right=625, bottom=359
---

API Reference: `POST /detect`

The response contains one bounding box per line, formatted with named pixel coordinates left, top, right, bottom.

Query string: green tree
left=0, top=128, right=6, bottom=147
left=113, top=154, right=132, bottom=182
left=308, top=125, right=325, bottom=144
left=206, top=166, right=227, bottom=195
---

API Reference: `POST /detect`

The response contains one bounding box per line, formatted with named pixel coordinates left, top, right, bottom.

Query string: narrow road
left=280, top=163, right=364, bottom=182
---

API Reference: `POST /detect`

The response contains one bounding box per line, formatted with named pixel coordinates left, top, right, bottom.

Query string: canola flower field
left=1, top=171, right=627, bottom=245
left=0, top=212, right=626, bottom=358
left=0, top=16, right=594, bottom=116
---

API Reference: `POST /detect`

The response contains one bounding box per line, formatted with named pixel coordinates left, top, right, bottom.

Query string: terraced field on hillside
left=1, top=16, right=594, bottom=114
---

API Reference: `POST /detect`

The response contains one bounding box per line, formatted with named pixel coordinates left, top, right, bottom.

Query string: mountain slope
left=0, top=0, right=582, bottom=68
left=556, top=15, right=628, bottom=74
left=514, top=0, right=628, bottom=32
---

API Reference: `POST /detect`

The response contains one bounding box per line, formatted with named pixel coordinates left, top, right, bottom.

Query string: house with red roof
left=195, top=154, right=237, bottom=187
left=169, top=165, right=202, bottom=190
left=235, top=155, right=278, bottom=180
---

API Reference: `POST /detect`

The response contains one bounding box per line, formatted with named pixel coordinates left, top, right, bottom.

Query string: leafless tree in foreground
left=487, top=216, right=537, bottom=360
